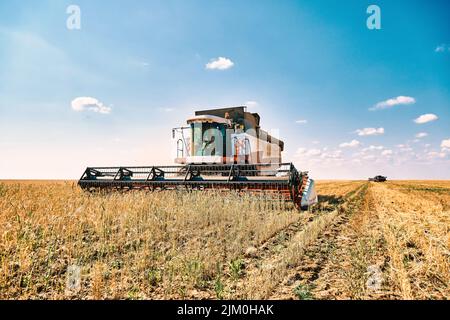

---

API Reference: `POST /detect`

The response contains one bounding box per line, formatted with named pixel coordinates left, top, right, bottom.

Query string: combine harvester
left=78, top=106, right=317, bottom=210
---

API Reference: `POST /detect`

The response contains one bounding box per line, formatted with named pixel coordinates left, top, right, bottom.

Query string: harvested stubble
left=372, top=182, right=449, bottom=299
left=1, top=180, right=448, bottom=300
left=0, top=181, right=301, bottom=299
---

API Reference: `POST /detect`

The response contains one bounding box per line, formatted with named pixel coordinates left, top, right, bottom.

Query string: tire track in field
left=245, top=183, right=363, bottom=263
left=225, top=183, right=367, bottom=299
left=268, top=182, right=374, bottom=300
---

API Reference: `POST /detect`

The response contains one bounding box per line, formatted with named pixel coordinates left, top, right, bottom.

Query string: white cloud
left=398, top=145, right=413, bottom=152
left=363, top=145, right=384, bottom=152
left=71, top=97, right=111, bottom=114
left=362, top=154, right=376, bottom=160
left=339, top=140, right=361, bottom=148
left=370, top=96, right=416, bottom=111
left=427, top=151, right=446, bottom=159
left=295, top=119, right=308, bottom=124
left=320, top=150, right=342, bottom=159
left=435, top=44, right=450, bottom=53
left=296, top=147, right=344, bottom=167
left=381, top=149, right=393, bottom=156
left=245, top=101, right=258, bottom=108
left=306, top=148, right=322, bottom=156
left=355, top=127, right=384, bottom=136
left=435, top=44, right=445, bottom=52
left=441, top=139, right=450, bottom=150
left=415, top=132, right=428, bottom=139
left=296, top=148, right=321, bottom=157
left=414, top=113, right=438, bottom=124
left=205, top=57, right=234, bottom=70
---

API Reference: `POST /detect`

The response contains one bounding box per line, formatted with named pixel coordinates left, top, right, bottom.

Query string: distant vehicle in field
left=369, top=175, right=387, bottom=182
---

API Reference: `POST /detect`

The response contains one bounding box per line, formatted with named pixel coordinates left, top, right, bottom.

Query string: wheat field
left=0, top=180, right=448, bottom=300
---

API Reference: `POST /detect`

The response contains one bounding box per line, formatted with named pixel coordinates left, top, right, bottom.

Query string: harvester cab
left=172, top=107, right=283, bottom=166
left=79, top=106, right=318, bottom=210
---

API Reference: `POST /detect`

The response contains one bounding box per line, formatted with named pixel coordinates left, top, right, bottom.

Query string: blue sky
left=0, top=0, right=449, bottom=179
